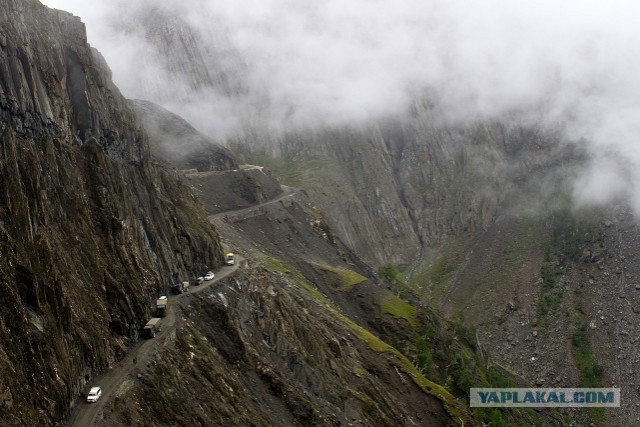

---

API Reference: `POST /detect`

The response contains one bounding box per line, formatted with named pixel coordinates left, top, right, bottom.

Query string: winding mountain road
left=208, top=185, right=297, bottom=222
left=66, top=258, right=242, bottom=427
left=65, top=181, right=299, bottom=426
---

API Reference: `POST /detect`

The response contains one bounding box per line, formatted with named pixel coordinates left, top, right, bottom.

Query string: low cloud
left=41, top=0, right=640, bottom=211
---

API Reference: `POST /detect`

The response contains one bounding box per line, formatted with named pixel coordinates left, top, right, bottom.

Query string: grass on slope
left=262, top=258, right=468, bottom=424
left=263, top=257, right=329, bottom=303
left=378, top=293, right=418, bottom=329
left=314, top=263, right=367, bottom=291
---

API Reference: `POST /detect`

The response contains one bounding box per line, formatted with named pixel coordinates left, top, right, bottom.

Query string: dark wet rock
left=0, top=2, right=223, bottom=424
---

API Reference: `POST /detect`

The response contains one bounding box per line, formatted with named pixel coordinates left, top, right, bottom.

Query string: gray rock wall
left=0, top=1, right=223, bottom=423
left=278, top=116, right=573, bottom=268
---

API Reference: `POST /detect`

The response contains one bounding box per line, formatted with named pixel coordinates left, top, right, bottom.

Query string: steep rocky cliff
left=237, top=115, right=578, bottom=269
left=131, top=99, right=238, bottom=172
left=0, top=1, right=223, bottom=424
left=92, top=187, right=550, bottom=426
left=114, top=2, right=246, bottom=107
left=98, top=267, right=460, bottom=427
left=90, top=0, right=584, bottom=273
left=130, top=99, right=284, bottom=214
left=0, top=3, right=495, bottom=426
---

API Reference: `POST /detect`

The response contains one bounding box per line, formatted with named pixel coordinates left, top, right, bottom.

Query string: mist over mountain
left=6, top=1, right=640, bottom=425
left=41, top=0, right=640, bottom=214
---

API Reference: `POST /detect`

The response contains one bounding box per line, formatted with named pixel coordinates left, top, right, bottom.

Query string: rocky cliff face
left=0, top=3, right=480, bottom=426
left=95, top=186, right=550, bottom=426
left=115, top=2, right=247, bottom=104
left=3, top=1, right=629, bottom=426
left=90, top=1, right=582, bottom=271
left=0, top=1, right=223, bottom=424
left=246, top=115, right=577, bottom=269
left=131, top=99, right=238, bottom=172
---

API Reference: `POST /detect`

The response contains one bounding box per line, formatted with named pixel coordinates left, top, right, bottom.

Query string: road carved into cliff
left=67, top=183, right=297, bottom=426
left=208, top=184, right=297, bottom=222
left=66, top=258, right=242, bottom=427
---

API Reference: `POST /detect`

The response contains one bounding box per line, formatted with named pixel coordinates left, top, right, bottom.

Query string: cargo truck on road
left=142, top=318, right=161, bottom=338
left=156, top=298, right=167, bottom=317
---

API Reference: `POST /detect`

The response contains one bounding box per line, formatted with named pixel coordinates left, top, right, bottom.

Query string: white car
left=87, top=386, right=102, bottom=403
left=204, top=271, right=215, bottom=281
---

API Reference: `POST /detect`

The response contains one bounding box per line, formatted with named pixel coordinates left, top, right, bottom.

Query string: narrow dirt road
left=208, top=185, right=297, bottom=222
left=66, top=181, right=295, bottom=426
left=66, top=258, right=242, bottom=427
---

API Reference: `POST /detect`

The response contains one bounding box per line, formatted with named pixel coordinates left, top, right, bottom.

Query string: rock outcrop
left=131, top=99, right=238, bottom=172
left=99, top=268, right=459, bottom=427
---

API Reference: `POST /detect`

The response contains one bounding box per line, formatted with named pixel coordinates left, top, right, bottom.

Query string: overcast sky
left=40, top=0, right=640, bottom=211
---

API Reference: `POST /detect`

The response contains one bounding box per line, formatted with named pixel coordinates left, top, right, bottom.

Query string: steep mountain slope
left=413, top=201, right=639, bottom=426
left=95, top=5, right=630, bottom=425
left=130, top=4, right=247, bottom=98
left=93, top=186, right=554, bottom=426
left=237, top=115, right=580, bottom=268
left=131, top=99, right=284, bottom=214
left=0, top=2, right=223, bottom=424
left=130, top=99, right=238, bottom=172
left=0, top=3, right=534, bottom=426
left=249, top=114, right=629, bottom=425
left=98, top=267, right=459, bottom=427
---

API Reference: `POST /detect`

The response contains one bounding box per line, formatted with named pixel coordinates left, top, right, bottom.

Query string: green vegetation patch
left=348, top=388, right=376, bottom=413
left=377, top=293, right=418, bottom=329
left=396, top=355, right=469, bottom=424
left=314, top=264, right=367, bottom=291
left=332, top=310, right=466, bottom=423
left=536, top=255, right=566, bottom=321
left=571, top=318, right=605, bottom=425
left=377, top=265, right=413, bottom=298
left=572, top=326, right=604, bottom=387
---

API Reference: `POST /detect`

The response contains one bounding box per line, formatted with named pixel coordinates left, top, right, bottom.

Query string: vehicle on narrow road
left=204, top=271, right=215, bottom=281
left=225, top=253, right=235, bottom=266
left=142, top=318, right=161, bottom=338
left=156, top=298, right=168, bottom=317
left=86, top=387, right=102, bottom=403
left=68, top=226, right=244, bottom=425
